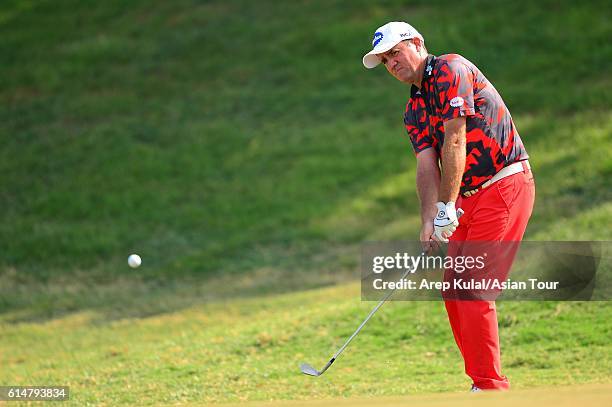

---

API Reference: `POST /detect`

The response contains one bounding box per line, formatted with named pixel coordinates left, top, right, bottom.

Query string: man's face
left=377, top=40, right=422, bottom=84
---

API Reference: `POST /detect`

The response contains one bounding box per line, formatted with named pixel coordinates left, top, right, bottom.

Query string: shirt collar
left=423, top=54, right=436, bottom=81
left=410, top=54, right=436, bottom=99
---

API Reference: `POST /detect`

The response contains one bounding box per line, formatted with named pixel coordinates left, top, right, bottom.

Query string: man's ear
left=413, top=38, right=424, bottom=53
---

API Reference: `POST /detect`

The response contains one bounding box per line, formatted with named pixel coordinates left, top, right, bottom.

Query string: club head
left=300, top=363, right=320, bottom=376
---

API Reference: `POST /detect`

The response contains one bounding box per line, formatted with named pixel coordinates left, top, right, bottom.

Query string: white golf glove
left=433, top=201, right=459, bottom=242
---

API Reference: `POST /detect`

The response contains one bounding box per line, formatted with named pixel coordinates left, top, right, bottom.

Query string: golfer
left=362, top=22, right=535, bottom=391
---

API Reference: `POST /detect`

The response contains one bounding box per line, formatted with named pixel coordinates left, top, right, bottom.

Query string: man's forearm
left=439, top=118, right=466, bottom=202
left=417, top=169, right=440, bottom=222
left=416, top=150, right=441, bottom=223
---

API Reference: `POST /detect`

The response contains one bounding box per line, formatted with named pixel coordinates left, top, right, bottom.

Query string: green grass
left=1, top=284, right=610, bottom=404
left=0, top=0, right=611, bottom=404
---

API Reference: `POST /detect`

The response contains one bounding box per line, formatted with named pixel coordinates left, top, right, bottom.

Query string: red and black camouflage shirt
left=404, top=54, right=529, bottom=193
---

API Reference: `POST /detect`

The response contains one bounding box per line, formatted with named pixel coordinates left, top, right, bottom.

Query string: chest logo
left=450, top=96, right=464, bottom=108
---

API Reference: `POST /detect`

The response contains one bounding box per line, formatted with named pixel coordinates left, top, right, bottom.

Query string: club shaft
left=331, top=254, right=422, bottom=359
left=312, top=210, right=464, bottom=375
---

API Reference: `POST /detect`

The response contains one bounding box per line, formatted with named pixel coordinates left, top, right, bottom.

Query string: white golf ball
left=128, top=254, right=142, bottom=268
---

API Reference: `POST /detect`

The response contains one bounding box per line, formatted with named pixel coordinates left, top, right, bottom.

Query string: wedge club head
left=299, top=363, right=321, bottom=376
left=300, top=358, right=334, bottom=377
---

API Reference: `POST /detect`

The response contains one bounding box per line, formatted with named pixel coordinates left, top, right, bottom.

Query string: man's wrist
left=436, top=201, right=455, bottom=211
left=421, top=205, right=438, bottom=224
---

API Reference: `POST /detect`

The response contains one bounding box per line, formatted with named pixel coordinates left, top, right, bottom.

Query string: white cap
left=362, top=21, right=424, bottom=69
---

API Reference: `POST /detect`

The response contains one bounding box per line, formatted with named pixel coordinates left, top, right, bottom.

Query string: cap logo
left=372, top=32, right=383, bottom=47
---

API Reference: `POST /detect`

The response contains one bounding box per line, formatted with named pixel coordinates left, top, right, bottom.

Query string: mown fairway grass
left=2, top=284, right=611, bottom=404
left=1, top=0, right=611, bottom=405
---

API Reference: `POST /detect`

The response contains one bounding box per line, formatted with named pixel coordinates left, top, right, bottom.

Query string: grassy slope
left=0, top=0, right=611, bottom=404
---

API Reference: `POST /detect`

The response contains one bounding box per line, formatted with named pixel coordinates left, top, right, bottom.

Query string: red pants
left=445, top=164, right=535, bottom=390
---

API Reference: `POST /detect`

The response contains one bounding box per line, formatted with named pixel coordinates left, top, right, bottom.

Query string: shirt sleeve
left=404, top=99, right=434, bottom=155
left=433, top=58, right=476, bottom=121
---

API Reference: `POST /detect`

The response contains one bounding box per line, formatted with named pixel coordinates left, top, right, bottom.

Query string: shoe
left=470, top=385, right=482, bottom=392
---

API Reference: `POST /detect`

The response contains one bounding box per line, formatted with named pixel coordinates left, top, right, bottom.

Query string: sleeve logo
left=450, top=96, right=464, bottom=108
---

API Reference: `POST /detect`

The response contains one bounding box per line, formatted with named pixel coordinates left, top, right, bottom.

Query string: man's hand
left=433, top=201, right=459, bottom=242
left=420, top=221, right=439, bottom=254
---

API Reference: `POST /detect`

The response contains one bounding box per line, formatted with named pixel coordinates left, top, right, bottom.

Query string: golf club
left=300, top=209, right=463, bottom=377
